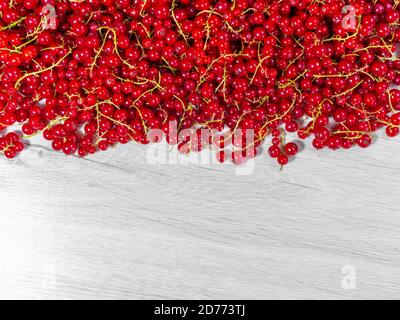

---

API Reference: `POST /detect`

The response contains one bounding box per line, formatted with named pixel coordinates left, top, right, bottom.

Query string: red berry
left=386, top=126, right=400, bottom=138
left=4, top=147, right=17, bottom=159
left=6, top=132, right=19, bottom=144
left=284, top=142, right=299, bottom=156
left=357, top=134, right=373, bottom=148
left=268, top=145, right=281, bottom=158
left=277, top=154, right=289, bottom=166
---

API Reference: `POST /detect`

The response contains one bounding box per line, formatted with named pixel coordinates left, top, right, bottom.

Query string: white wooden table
left=1, top=132, right=399, bottom=300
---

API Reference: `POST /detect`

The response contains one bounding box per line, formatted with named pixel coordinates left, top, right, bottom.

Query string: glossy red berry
left=284, top=142, right=299, bottom=156
left=277, top=154, right=289, bottom=166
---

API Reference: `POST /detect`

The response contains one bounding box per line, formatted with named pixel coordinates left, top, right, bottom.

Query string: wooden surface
left=0, top=132, right=400, bottom=300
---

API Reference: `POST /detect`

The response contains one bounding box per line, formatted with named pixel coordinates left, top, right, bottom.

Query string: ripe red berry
left=284, top=142, right=299, bottom=156
left=386, top=126, right=400, bottom=138
left=6, top=132, right=19, bottom=144
left=357, top=134, right=373, bottom=149
left=277, top=154, right=289, bottom=166
left=268, top=145, right=281, bottom=159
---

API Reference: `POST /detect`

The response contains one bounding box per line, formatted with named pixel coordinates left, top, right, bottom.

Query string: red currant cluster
left=268, top=129, right=299, bottom=166
left=0, top=132, right=24, bottom=158
left=1, top=0, right=400, bottom=166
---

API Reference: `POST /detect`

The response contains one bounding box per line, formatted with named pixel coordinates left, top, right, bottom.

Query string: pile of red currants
left=1, top=0, right=400, bottom=166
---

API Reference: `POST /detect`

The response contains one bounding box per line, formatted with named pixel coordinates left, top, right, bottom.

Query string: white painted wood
left=0, top=132, right=400, bottom=300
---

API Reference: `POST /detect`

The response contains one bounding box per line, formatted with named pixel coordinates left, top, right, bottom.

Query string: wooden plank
left=0, top=134, right=399, bottom=299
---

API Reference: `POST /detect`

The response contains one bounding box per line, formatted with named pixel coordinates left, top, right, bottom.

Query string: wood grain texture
left=0, top=132, right=400, bottom=300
